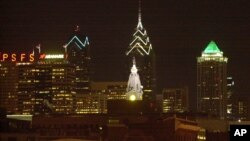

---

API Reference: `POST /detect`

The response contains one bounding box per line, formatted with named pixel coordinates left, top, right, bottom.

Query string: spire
left=126, top=0, right=153, bottom=56
left=137, top=0, right=143, bottom=29
left=131, top=57, right=138, bottom=74
left=126, top=57, right=143, bottom=100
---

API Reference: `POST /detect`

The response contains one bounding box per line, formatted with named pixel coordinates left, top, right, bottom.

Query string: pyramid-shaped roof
left=203, top=41, right=221, bottom=54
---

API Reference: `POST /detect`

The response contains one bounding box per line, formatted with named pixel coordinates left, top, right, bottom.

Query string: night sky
left=1, top=0, right=250, bottom=110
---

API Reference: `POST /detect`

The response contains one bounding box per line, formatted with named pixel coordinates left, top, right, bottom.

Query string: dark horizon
left=1, top=0, right=250, bottom=110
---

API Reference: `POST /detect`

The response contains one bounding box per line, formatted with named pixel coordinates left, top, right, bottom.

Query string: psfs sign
left=0, top=53, right=35, bottom=62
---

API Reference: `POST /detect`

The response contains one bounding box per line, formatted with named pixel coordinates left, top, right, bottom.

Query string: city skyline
left=1, top=0, right=250, bottom=110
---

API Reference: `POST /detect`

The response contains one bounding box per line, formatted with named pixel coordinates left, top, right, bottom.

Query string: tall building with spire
left=197, top=41, right=228, bottom=119
left=126, top=58, right=143, bottom=101
left=126, top=1, right=155, bottom=100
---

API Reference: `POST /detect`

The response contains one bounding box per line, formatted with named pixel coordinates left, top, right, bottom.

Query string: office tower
left=64, top=28, right=91, bottom=95
left=162, top=86, right=189, bottom=113
left=0, top=62, right=18, bottom=114
left=17, top=55, right=76, bottom=115
left=126, top=58, right=143, bottom=101
left=126, top=1, right=155, bottom=100
left=197, top=41, right=228, bottom=119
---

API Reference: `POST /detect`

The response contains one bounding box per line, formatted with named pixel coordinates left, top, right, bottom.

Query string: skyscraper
left=126, top=1, right=155, bottom=100
left=17, top=56, right=76, bottom=115
left=63, top=29, right=93, bottom=114
left=64, top=28, right=91, bottom=95
left=197, top=41, right=228, bottom=119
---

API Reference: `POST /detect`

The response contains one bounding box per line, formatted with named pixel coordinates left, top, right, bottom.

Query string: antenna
left=137, top=0, right=143, bottom=29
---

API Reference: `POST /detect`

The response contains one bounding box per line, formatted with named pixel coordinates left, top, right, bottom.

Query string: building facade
left=0, top=61, right=18, bottom=114
left=197, top=41, right=228, bottom=119
left=17, top=56, right=76, bottom=115
left=75, top=93, right=107, bottom=114
left=75, top=81, right=127, bottom=114
left=91, top=81, right=127, bottom=100
left=162, top=86, right=189, bottom=113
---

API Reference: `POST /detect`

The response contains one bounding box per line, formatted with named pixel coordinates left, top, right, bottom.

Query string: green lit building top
left=197, top=41, right=228, bottom=119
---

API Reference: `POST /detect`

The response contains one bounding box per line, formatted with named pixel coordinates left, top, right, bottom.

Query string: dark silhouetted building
left=196, top=118, right=229, bottom=141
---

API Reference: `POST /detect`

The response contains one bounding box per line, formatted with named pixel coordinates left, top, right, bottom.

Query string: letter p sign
left=234, top=129, right=247, bottom=136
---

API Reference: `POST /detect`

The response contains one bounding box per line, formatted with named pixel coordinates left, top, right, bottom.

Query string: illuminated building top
left=201, top=41, right=224, bottom=57
left=203, top=41, right=221, bottom=54
left=63, top=33, right=89, bottom=53
left=126, top=0, right=152, bottom=56
left=198, top=40, right=228, bottom=63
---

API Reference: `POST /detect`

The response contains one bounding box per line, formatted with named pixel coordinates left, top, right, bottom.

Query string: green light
left=203, top=41, right=221, bottom=54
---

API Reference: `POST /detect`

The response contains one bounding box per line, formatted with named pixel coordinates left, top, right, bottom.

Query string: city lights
left=0, top=0, right=249, bottom=141
left=44, top=54, right=64, bottom=59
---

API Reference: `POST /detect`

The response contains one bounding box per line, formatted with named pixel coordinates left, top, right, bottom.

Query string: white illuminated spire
left=131, top=57, right=138, bottom=73
left=126, top=57, right=143, bottom=100
left=137, top=0, right=143, bottom=29
left=126, top=0, right=153, bottom=56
